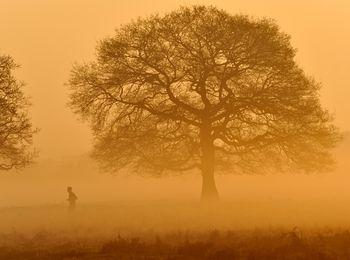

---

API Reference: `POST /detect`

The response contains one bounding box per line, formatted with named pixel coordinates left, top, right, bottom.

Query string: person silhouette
left=67, top=186, right=77, bottom=211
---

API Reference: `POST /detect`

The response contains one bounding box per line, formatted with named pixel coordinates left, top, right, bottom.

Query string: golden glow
left=0, top=0, right=349, bottom=222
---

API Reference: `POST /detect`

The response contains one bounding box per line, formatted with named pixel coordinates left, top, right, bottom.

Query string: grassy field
left=2, top=200, right=350, bottom=259
left=4, top=228, right=350, bottom=259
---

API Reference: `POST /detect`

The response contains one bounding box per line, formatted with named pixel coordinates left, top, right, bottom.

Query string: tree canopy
left=69, top=6, right=340, bottom=200
left=0, top=55, right=36, bottom=170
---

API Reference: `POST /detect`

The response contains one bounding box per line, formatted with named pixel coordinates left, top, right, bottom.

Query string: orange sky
left=1, top=0, right=349, bottom=159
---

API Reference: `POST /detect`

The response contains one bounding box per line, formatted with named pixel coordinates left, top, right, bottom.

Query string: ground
left=2, top=200, right=350, bottom=259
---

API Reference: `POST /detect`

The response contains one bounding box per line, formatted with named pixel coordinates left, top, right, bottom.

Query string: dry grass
left=2, top=201, right=350, bottom=259
left=2, top=228, right=350, bottom=259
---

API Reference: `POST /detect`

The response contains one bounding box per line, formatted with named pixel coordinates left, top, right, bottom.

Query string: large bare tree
left=0, top=55, right=36, bottom=170
left=69, top=6, right=340, bottom=200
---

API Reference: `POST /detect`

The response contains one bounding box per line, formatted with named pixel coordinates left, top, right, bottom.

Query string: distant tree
left=69, top=6, right=340, bottom=200
left=0, top=55, right=36, bottom=170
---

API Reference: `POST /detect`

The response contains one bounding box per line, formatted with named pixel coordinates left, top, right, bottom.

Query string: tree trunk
left=200, top=122, right=219, bottom=202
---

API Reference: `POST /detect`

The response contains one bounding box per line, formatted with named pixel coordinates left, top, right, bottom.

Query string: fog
left=1, top=134, right=349, bottom=229
left=1, top=0, right=350, bottom=234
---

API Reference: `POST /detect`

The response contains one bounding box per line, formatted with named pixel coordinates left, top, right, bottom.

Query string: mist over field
left=0, top=137, right=350, bottom=259
left=1, top=133, right=349, bottom=229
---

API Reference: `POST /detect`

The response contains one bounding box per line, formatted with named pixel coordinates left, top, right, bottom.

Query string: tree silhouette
left=69, top=6, right=340, bottom=200
left=0, top=55, right=36, bottom=170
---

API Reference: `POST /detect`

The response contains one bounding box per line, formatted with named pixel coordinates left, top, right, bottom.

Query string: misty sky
left=1, top=0, right=349, bottom=160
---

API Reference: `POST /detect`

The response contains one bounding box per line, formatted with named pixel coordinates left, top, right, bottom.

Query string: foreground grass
left=2, top=201, right=350, bottom=259
left=2, top=228, right=350, bottom=259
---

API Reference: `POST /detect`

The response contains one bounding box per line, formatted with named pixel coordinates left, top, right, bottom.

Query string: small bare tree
left=69, top=6, right=340, bottom=200
left=0, top=55, right=36, bottom=170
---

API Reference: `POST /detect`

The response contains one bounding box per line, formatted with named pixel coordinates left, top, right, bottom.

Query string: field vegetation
left=2, top=201, right=350, bottom=259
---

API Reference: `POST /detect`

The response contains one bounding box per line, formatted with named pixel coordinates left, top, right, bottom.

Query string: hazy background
left=0, top=0, right=349, bottom=210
